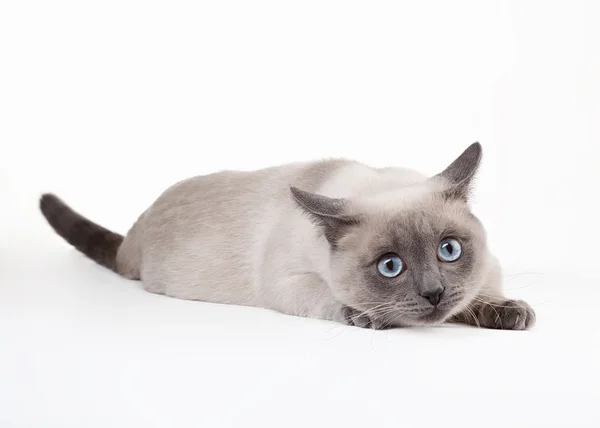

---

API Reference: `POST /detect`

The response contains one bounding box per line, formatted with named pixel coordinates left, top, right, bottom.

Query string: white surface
left=1, top=1, right=599, bottom=427
left=1, top=215, right=598, bottom=428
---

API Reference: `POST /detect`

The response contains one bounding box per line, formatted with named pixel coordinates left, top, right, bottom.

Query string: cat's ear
left=433, top=142, right=482, bottom=202
left=289, top=186, right=359, bottom=247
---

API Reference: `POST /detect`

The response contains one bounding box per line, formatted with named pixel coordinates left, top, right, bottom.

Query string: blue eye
left=377, top=254, right=403, bottom=277
left=438, top=238, right=462, bottom=262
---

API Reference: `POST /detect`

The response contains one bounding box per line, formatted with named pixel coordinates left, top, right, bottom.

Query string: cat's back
left=134, top=158, right=427, bottom=259
left=124, top=158, right=352, bottom=302
left=145, top=158, right=351, bottom=224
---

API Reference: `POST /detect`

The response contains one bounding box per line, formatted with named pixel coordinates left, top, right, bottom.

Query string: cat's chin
left=401, top=307, right=452, bottom=327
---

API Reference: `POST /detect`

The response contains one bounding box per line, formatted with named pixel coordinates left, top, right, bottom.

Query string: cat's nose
left=420, top=287, right=444, bottom=306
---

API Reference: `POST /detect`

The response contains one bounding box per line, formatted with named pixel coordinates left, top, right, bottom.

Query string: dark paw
left=340, top=306, right=387, bottom=330
left=478, top=299, right=536, bottom=330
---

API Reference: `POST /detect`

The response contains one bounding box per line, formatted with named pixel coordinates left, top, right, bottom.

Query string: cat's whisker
left=466, top=306, right=480, bottom=328
left=369, top=307, right=398, bottom=318
left=475, top=291, right=560, bottom=310
left=348, top=302, right=421, bottom=327
left=374, top=307, right=420, bottom=321
left=348, top=302, right=398, bottom=325
left=478, top=300, right=503, bottom=328
left=375, top=308, right=422, bottom=320
left=362, top=307, right=402, bottom=323
left=503, top=272, right=545, bottom=290
left=357, top=302, right=394, bottom=317
left=345, top=302, right=388, bottom=319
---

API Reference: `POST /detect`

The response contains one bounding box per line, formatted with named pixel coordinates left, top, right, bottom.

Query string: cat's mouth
left=412, top=307, right=452, bottom=324
left=407, top=293, right=466, bottom=325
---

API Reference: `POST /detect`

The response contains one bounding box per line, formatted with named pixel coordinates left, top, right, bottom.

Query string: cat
left=39, top=142, right=535, bottom=330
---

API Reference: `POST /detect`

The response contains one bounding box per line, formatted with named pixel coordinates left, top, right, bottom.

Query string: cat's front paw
left=478, top=299, right=536, bottom=330
left=340, top=306, right=387, bottom=330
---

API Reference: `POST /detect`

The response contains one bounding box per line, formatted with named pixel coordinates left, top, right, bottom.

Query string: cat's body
left=118, top=159, right=447, bottom=324
left=40, top=143, right=535, bottom=330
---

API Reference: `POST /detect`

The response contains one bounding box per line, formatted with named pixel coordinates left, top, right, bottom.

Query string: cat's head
left=291, top=143, right=491, bottom=327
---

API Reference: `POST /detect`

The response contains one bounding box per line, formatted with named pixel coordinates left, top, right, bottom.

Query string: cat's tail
left=39, top=193, right=123, bottom=273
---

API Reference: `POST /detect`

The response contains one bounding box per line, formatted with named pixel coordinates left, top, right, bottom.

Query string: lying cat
left=40, top=143, right=535, bottom=330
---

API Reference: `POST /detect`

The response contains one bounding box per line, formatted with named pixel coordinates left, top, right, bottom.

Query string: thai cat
left=40, top=143, right=535, bottom=330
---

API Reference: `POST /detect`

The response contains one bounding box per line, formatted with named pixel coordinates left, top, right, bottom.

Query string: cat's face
left=328, top=195, right=488, bottom=326
left=291, top=142, right=490, bottom=327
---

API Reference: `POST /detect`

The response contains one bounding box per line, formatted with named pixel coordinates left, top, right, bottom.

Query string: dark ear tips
left=289, top=186, right=348, bottom=218
left=464, top=142, right=483, bottom=165
left=434, top=142, right=483, bottom=201
left=289, top=186, right=359, bottom=247
left=289, top=185, right=308, bottom=210
left=289, top=186, right=308, bottom=209
left=442, top=142, right=483, bottom=176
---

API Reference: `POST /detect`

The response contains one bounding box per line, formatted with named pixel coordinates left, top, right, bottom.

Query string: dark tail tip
left=40, top=193, right=62, bottom=219
left=39, top=193, right=124, bottom=272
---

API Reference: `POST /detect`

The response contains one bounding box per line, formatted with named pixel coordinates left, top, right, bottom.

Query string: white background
left=1, top=1, right=598, bottom=427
